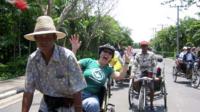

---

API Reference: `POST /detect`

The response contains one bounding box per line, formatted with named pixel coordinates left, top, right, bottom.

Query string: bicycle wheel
left=138, top=86, right=146, bottom=112
left=191, top=69, right=200, bottom=88
left=162, top=82, right=167, bottom=109
left=128, top=79, right=138, bottom=110
left=172, top=66, right=177, bottom=82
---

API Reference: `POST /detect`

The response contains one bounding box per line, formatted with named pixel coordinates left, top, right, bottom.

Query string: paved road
left=1, top=58, right=200, bottom=112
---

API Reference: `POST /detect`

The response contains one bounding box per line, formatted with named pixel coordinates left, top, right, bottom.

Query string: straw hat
left=24, top=16, right=66, bottom=41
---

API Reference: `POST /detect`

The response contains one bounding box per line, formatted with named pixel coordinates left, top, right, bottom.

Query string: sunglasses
left=34, top=33, right=55, bottom=38
left=103, top=50, right=113, bottom=55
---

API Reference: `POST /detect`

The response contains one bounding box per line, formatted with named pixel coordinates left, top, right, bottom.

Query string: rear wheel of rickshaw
left=191, top=69, right=200, bottom=88
left=128, top=79, right=138, bottom=111
left=172, top=66, right=177, bottom=82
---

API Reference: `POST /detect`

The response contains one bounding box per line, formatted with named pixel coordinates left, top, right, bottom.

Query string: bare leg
left=150, top=89, right=154, bottom=110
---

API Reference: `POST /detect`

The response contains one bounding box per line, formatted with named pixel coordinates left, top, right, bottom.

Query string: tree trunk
left=47, top=0, right=53, bottom=16
left=56, top=0, right=78, bottom=30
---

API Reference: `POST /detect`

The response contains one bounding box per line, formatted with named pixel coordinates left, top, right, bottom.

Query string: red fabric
left=148, top=72, right=153, bottom=78
left=14, top=0, right=28, bottom=11
left=140, top=40, right=149, bottom=46
left=157, top=67, right=161, bottom=72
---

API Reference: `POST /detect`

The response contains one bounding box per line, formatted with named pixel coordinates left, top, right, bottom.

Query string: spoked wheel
left=138, top=87, right=146, bottom=112
left=128, top=79, right=138, bottom=111
left=191, top=70, right=200, bottom=88
left=172, top=66, right=178, bottom=82
left=162, top=82, right=167, bottom=109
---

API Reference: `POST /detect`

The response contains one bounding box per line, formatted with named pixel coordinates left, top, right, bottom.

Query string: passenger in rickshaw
left=183, top=46, right=196, bottom=78
left=196, top=47, right=200, bottom=69
left=110, top=51, right=123, bottom=72
left=69, top=35, right=131, bottom=112
left=175, top=46, right=187, bottom=73
left=130, top=40, right=160, bottom=110
left=109, top=50, right=123, bottom=85
left=191, top=47, right=197, bottom=56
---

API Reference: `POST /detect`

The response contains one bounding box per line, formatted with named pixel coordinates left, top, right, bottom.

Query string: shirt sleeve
left=131, top=55, right=139, bottom=74
left=78, top=58, right=91, bottom=69
left=24, top=56, right=36, bottom=93
left=151, top=53, right=156, bottom=67
left=66, top=54, right=87, bottom=94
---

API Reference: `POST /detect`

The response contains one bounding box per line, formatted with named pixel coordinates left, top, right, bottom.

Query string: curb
left=0, top=87, right=24, bottom=100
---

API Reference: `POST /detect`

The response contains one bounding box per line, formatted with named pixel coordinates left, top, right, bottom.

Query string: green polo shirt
left=78, top=58, right=113, bottom=94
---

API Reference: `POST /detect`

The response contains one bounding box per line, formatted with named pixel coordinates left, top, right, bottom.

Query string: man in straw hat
left=22, top=16, right=86, bottom=112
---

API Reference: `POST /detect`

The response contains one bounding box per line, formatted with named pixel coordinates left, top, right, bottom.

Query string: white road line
left=0, top=91, right=40, bottom=109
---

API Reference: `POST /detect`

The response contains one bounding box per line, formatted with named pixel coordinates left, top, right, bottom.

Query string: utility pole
left=152, top=27, right=157, bottom=38
left=176, top=6, right=180, bottom=54
left=158, top=24, right=165, bottom=56
left=170, top=4, right=186, bottom=54
left=162, top=0, right=188, bottom=56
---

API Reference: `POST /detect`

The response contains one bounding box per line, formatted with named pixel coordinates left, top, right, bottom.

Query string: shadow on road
left=175, top=80, right=198, bottom=89
left=111, top=82, right=129, bottom=91
left=153, top=105, right=167, bottom=112
left=174, top=80, right=193, bottom=87
left=129, top=105, right=167, bottom=112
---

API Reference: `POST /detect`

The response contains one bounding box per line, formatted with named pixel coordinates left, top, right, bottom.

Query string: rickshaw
left=128, top=58, right=167, bottom=112
left=172, top=58, right=200, bottom=88
left=192, top=59, right=200, bottom=88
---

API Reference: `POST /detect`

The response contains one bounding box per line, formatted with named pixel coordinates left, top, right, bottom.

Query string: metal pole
left=161, top=24, right=164, bottom=56
left=176, top=6, right=180, bottom=54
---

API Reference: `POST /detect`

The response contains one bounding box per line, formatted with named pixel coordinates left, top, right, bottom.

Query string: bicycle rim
left=128, top=84, right=138, bottom=111
left=172, top=66, right=177, bottom=82
left=128, top=86, right=134, bottom=108
left=191, top=73, right=200, bottom=88
left=138, top=87, right=145, bottom=112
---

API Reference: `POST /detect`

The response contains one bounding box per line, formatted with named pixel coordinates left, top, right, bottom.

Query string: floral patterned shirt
left=24, top=44, right=87, bottom=112
left=25, top=44, right=86, bottom=96
left=131, top=51, right=156, bottom=77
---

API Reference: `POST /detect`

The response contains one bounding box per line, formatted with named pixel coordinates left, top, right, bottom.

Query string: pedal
left=107, top=103, right=115, bottom=112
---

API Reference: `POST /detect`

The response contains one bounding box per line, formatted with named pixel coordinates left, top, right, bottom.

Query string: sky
left=110, top=0, right=199, bottom=42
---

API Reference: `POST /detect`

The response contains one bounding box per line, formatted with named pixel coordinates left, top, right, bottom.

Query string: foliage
left=151, top=17, right=200, bottom=57
left=58, top=15, right=133, bottom=52
left=161, top=0, right=200, bottom=8
left=0, top=0, right=42, bottom=63
left=0, top=55, right=27, bottom=80
left=0, top=0, right=133, bottom=80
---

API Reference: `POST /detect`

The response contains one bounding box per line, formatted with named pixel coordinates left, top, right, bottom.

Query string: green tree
left=151, top=17, right=200, bottom=57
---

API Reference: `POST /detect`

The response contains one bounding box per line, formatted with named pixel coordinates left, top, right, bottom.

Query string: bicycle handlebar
left=137, top=76, right=153, bottom=81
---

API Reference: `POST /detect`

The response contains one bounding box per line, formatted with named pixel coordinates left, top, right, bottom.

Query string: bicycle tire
left=138, top=86, right=146, bottom=112
left=172, top=66, right=177, bottom=82
left=163, top=82, right=167, bottom=109
left=128, top=86, right=134, bottom=108
left=128, top=82, right=138, bottom=109
left=191, top=70, right=200, bottom=88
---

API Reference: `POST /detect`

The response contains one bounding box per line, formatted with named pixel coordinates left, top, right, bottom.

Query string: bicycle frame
left=138, top=76, right=153, bottom=112
left=101, top=76, right=115, bottom=112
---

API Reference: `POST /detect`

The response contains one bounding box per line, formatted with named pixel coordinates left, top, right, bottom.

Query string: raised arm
left=69, top=34, right=82, bottom=55
left=112, top=48, right=131, bottom=80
